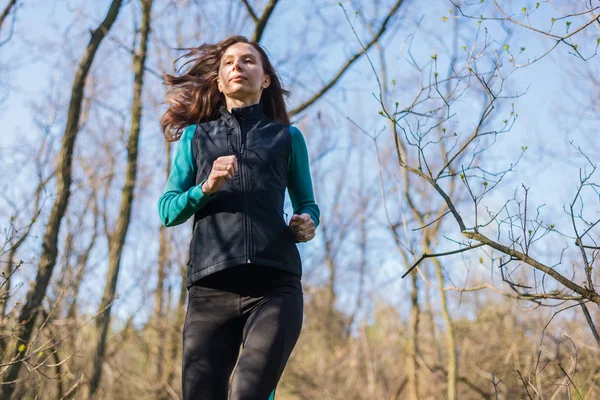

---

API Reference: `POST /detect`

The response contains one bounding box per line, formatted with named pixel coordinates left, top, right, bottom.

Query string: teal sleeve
left=287, top=126, right=320, bottom=228
left=158, top=125, right=216, bottom=227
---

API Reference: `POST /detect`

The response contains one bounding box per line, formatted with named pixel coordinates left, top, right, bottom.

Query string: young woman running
left=158, top=36, right=320, bottom=400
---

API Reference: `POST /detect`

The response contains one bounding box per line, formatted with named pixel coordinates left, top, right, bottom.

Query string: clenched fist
left=289, top=213, right=315, bottom=242
left=201, top=155, right=238, bottom=195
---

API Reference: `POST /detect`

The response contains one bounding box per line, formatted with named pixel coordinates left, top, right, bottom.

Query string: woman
left=158, top=36, right=320, bottom=400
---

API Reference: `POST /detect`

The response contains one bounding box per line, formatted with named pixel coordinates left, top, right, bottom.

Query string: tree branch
left=0, top=0, right=17, bottom=32
left=402, top=243, right=485, bottom=278
left=289, top=0, right=405, bottom=116
left=251, top=0, right=279, bottom=43
left=462, top=230, right=599, bottom=305
left=579, top=301, right=600, bottom=350
left=240, top=0, right=258, bottom=22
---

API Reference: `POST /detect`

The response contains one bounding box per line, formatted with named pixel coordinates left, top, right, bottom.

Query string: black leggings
left=182, top=265, right=303, bottom=400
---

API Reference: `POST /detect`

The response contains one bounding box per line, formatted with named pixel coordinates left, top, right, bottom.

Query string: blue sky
left=1, top=0, right=598, bottom=328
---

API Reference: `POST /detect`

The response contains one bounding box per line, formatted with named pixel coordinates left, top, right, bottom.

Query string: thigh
left=230, top=282, right=303, bottom=400
left=182, top=285, right=243, bottom=400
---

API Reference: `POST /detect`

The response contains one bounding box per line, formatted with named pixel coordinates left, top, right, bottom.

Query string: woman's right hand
left=201, top=155, right=238, bottom=195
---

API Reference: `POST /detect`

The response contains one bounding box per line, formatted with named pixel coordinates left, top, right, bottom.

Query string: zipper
left=240, top=134, right=250, bottom=264
left=232, top=116, right=251, bottom=264
left=241, top=144, right=251, bottom=263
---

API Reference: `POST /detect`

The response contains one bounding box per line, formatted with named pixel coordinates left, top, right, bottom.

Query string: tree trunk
left=155, top=140, right=171, bottom=394
left=155, top=225, right=167, bottom=381
left=407, top=272, right=420, bottom=400
left=166, top=264, right=188, bottom=392
left=433, top=256, right=457, bottom=400
left=88, top=0, right=152, bottom=397
left=0, top=1, right=123, bottom=398
left=325, top=251, right=336, bottom=330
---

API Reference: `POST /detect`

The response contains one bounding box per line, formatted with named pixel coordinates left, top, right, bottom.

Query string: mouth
left=230, top=75, right=246, bottom=82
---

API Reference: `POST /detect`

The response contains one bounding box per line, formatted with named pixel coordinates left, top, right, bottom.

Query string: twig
left=240, top=0, right=257, bottom=22
left=514, top=369, right=534, bottom=400
left=491, top=373, right=501, bottom=400
left=558, top=363, right=584, bottom=400
left=579, top=301, right=600, bottom=350
left=402, top=243, right=485, bottom=278
left=58, top=374, right=84, bottom=400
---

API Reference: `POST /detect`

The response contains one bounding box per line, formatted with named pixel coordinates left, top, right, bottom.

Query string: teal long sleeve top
left=158, top=124, right=320, bottom=229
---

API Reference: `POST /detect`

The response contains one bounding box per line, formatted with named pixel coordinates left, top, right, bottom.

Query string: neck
left=225, top=95, right=261, bottom=111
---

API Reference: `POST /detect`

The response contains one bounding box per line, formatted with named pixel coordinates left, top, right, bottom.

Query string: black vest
left=187, top=104, right=301, bottom=287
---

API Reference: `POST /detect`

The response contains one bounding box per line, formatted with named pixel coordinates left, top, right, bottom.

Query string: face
left=217, top=42, right=271, bottom=102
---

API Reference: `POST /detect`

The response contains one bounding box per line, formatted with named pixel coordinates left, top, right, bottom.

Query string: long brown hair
left=161, top=36, right=290, bottom=141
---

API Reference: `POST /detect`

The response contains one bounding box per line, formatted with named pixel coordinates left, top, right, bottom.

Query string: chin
left=228, top=90, right=260, bottom=98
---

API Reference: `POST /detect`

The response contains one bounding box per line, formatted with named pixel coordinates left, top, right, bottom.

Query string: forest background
left=1, top=0, right=599, bottom=399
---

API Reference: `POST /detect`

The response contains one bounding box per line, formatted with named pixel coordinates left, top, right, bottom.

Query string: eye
left=245, top=58, right=253, bottom=63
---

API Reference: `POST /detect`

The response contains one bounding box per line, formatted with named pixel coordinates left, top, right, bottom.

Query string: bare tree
left=348, top=0, right=600, bottom=394
left=379, top=6, right=598, bottom=301
left=340, top=1, right=590, bottom=397
left=406, top=4, right=600, bottom=309
left=0, top=1, right=124, bottom=397
left=88, top=0, right=153, bottom=397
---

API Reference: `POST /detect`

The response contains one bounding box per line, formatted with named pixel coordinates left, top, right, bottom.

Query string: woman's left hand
left=289, top=213, right=315, bottom=242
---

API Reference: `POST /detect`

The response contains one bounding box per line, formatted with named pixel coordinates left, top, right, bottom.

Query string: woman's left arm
left=287, top=126, right=320, bottom=242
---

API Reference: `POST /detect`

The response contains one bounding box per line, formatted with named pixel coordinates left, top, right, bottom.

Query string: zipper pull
left=241, top=143, right=245, bottom=155
left=229, top=144, right=235, bottom=155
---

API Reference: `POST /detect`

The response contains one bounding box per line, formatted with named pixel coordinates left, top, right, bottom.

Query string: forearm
left=158, top=179, right=213, bottom=227
left=288, top=126, right=320, bottom=229
left=157, top=125, right=218, bottom=227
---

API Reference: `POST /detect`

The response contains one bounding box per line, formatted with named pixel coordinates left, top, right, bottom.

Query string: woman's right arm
left=158, top=125, right=216, bottom=227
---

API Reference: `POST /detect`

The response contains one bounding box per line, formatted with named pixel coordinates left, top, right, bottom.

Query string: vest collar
left=219, top=103, right=265, bottom=123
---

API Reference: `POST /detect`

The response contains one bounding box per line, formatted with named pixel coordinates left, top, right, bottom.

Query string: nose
left=232, top=59, right=242, bottom=71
